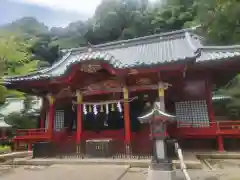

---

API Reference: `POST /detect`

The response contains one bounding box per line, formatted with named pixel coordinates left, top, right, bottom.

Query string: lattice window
left=175, top=100, right=209, bottom=127
left=191, top=101, right=209, bottom=127
left=54, top=110, right=64, bottom=131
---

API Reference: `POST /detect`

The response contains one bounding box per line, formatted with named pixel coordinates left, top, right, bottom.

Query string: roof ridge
left=39, top=51, right=72, bottom=74
left=201, top=45, right=240, bottom=50
left=184, top=31, right=199, bottom=53
left=69, top=28, right=196, bottom=53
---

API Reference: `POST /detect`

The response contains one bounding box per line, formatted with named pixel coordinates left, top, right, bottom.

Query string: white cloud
left=11, top=0, right=158, bottom=15
left=11, top=0, right=102, bottom=15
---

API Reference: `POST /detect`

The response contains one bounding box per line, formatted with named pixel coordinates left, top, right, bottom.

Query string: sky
left=0, top=0, right=157, bottom=27
left=11, top=0, right=102, bottom=16
left=0, top=0, right=99, bottom=27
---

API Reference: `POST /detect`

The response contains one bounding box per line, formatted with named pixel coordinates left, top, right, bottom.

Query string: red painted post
left=217, top=135, right=224, bottom=152
left=40, top=118, right=45, bottom=129
left=47, top=95, right=55, bottom=139
left=123, top=87, right=131, bottom=154
left=28, top=143, right=32, bottom=151
left=76, top=91, right=83, bottom=145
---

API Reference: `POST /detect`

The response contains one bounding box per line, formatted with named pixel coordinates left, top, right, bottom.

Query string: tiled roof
left=3, top=28, right=240, bottom=83
left=212, top=95, right=232, bottom=101
left=197, top=45, right=240, bottom=62
left=3, top=29, right=201, bottom=82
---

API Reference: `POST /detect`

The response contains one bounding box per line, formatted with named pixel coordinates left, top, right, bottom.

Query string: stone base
left=147, top=169, right=176, bottom=180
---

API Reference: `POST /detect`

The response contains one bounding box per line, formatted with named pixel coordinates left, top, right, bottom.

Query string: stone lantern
left=138, top=102, right=176, bottom=180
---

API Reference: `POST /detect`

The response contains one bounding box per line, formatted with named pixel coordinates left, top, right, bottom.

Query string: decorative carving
left=136, top=78, right=151, bottom=85
left=123, top=86, right=129, bottom=100
left=103, top=80, right=122, bottom=88
left=47, top=94, right=55, bottom=105
left=76, top=90, right=83, bottom=104
left=56, top=87, right=72, bottom=98
left=86, top=80, right=122, bottom=91
left=80, top=64, right=102, bottom=73
left=128, top=69, right=138, bottom=75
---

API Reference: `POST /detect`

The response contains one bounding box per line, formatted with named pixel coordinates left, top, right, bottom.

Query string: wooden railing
left=216, top=121, right=240, bottom=131
left=15, top=128, right=46, bottom=136
left=177, top=120, right=240, bottom=131
left=170, top=120, right=240, bottom=138
left=12, top=120, right=240, bottom=142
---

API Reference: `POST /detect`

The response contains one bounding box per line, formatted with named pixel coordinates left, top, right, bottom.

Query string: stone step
left=197, top=152, right=240, bottom=159
left=10, top=158, right=202, bottom=169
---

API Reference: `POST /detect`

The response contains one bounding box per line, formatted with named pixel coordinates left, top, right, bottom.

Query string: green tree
left=28, top=34, right=61, bottom=65
left=190, top=0, right=240, bottom=44
left=217, top=75, right=240, bottom=119
left=4, top=112, right=37, bottom=129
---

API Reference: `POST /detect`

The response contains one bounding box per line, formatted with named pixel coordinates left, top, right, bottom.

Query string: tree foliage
left=4, top=112, right=38, bottom=129
left=192, top=0, right=240, bottom=45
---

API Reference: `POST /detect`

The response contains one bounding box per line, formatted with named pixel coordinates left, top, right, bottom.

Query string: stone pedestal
left=147, top=159, right=176, bottom=180
left=147, top=169, right=176, bottom=180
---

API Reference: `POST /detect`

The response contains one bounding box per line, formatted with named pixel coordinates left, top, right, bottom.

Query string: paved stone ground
left=0, top=164, right=130, bottom=180
left=122, top=168, right=240, bottom=180
left=1, top=159, right=240, bottom=180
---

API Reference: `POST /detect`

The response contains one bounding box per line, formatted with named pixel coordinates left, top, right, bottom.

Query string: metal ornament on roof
left=138, top=102, right=176, bottom=124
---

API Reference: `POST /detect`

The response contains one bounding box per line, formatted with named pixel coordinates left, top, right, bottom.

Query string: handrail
left=177, top=120, right=240, bottom=130
left=16, top=128, right=46, bottom=132
left=15, top=128, right=47, bottom=136
left=174, top=142, right=191, bottom=180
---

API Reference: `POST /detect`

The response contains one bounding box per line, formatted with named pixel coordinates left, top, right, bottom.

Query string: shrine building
left=2, top=28, right=240, bottom=157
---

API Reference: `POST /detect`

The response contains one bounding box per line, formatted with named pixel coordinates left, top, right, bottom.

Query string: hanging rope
left=72, top=96, right=138, bottom=105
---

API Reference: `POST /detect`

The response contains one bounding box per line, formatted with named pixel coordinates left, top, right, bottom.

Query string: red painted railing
left=16, top=128, right=46, bottom=136
left=13, top=128, right=49, bottom=141
left=170, top=120, right=240, bottom=138
left=12, top=120, right=240, bottom=142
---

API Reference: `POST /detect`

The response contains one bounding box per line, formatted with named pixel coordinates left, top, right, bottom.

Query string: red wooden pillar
left=47, top=95, right=55, bottom=140
left=28, top=143, right=32, bottom=151
left=206, top=79, right=224, bottom=151
left=40, top=118, right=45, bottom=129
left=123, top=86, right=131, bottom=154
left=217, top=136, right=224, bottom=152
left=76, top=90, right=83, bottom=145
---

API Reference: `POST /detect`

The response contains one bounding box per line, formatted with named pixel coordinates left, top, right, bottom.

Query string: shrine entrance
left=46, top=63, right=179, bottom=159
left=53, top=90, right=159, bottom=158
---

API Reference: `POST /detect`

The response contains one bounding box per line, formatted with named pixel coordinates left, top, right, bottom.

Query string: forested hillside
left=0, top=0, right=239, bottom=103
